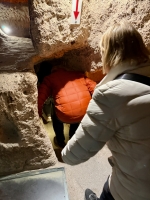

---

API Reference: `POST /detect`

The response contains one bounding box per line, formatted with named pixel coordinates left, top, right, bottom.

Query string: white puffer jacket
left=61, top=62, right=150, bottom=200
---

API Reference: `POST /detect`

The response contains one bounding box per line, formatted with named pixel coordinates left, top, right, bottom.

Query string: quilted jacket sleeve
left=85, top=77, right=96, bottom=95
left=38, top=75, right=52, bottom=117
left=61, top=85, right=118, bottom=165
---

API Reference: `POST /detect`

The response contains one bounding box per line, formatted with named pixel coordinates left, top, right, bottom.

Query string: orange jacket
left=38, top=68, right=96, bottom=123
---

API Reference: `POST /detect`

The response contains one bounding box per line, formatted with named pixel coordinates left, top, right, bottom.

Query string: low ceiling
left=0, top=0, right=30, bottom=38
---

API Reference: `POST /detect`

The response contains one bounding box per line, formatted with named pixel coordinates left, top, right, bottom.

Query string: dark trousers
left=51, top=112, right=79, bottom=144
left=99, top=177, right=115, bottom=200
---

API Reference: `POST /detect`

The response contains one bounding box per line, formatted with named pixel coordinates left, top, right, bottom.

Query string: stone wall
left=0, top=28, right=57, bottom=176
left=29, top=0, right=150, bottom=72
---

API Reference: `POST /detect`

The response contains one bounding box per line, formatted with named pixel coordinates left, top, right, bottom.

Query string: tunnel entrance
left=34, top=59, right=105, bottom=162
left=34, top=60, right=70, bottom=162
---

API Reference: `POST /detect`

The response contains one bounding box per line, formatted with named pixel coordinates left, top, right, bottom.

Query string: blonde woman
left=61, top=21, right=150, bottom=200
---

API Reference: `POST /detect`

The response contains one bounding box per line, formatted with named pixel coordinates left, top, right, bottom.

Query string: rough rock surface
left=0, top=29, right=36, bottom=72
left=0, top=3, right=30, bottom=38
left=29, top=0, right=150, bottom=72
left=0, top=28, right=57, bottom=176
left=0, top=72, right=57, bottom=176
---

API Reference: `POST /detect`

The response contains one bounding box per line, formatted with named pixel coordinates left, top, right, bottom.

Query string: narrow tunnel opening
left=34, top=58, right=105, bottom=162
left=34, top=60, right=70, bottom=162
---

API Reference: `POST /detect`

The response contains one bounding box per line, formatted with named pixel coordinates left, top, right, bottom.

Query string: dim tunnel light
left=1, top=25, right=11, bottom=35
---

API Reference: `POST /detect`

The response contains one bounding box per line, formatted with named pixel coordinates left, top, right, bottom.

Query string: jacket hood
left=98, top=60, right=150, bottom=87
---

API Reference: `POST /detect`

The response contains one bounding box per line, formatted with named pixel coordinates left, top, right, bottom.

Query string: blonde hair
left=100, top=21, right=150, bottom=74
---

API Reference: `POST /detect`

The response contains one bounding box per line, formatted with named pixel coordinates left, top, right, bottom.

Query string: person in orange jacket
left=38, top=66, right=96, bottom=148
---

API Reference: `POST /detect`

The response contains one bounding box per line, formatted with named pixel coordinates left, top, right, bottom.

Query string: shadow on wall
left=34, top=61, right=53, bottom=84
left=0, top=113, right=20, bottom=144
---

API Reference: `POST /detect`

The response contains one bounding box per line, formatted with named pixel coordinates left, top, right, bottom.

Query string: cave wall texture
left=0, top=0, right=150, bottom=176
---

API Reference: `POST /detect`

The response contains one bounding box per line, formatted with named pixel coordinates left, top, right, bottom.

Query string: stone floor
left=43, top=120, right=112, bottom=200
left=0, top=120, right=112, bottom=200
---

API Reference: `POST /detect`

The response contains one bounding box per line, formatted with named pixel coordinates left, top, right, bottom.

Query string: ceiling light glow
left=1, top=25, right=11, bottom=34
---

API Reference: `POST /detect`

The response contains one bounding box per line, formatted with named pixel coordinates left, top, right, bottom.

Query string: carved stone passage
left=0, top=0, right=150, bottom=176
